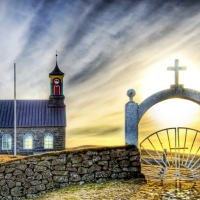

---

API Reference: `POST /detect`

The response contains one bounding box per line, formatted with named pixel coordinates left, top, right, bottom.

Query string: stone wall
left=0, top=127, right=66, bottom=155
left=0, top=145, right=143, bottom=199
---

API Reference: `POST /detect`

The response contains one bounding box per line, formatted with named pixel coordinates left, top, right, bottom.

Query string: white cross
left=167, top=59, right=187, bottom=85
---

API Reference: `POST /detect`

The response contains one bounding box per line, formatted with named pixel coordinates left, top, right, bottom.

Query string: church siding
left=0, top=127, right=65, bottom=155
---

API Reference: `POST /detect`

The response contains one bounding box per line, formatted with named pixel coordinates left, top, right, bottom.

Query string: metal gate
left=140, top=127, right=200, bottom=181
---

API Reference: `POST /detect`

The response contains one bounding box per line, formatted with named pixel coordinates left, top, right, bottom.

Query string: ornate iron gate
left=140, top=127, right=200, bottom=181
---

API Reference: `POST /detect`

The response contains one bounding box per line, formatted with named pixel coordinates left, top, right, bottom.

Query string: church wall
left=0, top=127, right=66, bottom=155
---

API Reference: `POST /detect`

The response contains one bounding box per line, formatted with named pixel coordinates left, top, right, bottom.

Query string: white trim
left=44, top=133, right=54, bottom=149
left=2, top=134, right=12, bottom=150
left=23, top=133, right=33, bottom=149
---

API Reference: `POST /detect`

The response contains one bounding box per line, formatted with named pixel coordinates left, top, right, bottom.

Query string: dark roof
left=0, top=100, right=66, bottom=127
left=49, top=62, right=64, bottom=76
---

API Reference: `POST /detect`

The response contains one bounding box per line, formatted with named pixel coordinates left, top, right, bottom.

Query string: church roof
left=49, top=62, right=64, bottom=76
left=0, top=100, right=66, bottom=127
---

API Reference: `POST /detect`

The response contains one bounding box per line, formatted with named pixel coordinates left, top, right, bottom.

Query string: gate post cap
left=127, top=89, right=136, bottom=101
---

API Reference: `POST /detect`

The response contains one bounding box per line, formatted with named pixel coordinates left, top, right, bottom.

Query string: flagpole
left=14, top=63, right=17, bottom=157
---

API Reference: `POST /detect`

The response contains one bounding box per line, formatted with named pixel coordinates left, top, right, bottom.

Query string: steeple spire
left=49, top=51, right=64, bottom=77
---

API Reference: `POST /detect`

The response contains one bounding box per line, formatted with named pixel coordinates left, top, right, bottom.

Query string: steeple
left=49, top=53, right=64, bottom=76
left=48, top=52, right=65, bottom=108
left=49, top=62, right=64, bottom=76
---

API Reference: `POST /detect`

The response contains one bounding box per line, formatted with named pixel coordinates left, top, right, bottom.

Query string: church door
left=53, top=78, right=61, bottom=95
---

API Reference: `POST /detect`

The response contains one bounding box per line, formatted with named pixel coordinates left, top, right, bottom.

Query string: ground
left=28, top=179, right=200, bottom=200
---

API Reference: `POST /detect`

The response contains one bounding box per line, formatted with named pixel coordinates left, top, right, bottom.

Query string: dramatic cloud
left=1, top=0, right=200, bottom=147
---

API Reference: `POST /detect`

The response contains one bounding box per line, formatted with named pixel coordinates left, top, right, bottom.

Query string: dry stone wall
left=0, top=145, right=143, bottom=199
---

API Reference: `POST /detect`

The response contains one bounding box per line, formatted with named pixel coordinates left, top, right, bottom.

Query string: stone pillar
left=125, top=89, right=139, bottom=146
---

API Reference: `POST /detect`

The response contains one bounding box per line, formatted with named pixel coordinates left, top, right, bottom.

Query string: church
left=0, top=57, right=66, bottom=155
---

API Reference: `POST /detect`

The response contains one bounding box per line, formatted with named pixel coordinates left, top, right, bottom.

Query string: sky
left=1, top=0, right=200, bottom=148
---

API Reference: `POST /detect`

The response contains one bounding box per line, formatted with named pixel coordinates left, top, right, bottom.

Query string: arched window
left=2, top=134, right=12, bottom=150
left=44, top=133, right=53, bottom=149
left=23, top=134, right=33, bottom=149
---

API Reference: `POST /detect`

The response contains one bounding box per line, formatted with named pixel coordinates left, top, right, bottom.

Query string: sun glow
left=148, top=99, right=199, bottom=127
left=140, top=57, right=200, bottom=128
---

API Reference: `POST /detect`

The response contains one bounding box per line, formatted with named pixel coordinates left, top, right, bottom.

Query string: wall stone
left=0, top=145, right=144, bottom=199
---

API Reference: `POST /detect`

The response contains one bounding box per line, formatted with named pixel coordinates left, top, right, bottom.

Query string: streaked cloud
left=0, top=0, right=200, bottom=147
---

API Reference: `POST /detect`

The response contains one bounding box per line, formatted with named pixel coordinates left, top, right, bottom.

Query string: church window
left=2, top=134, right=12, bottom=150
left=44, top=133, right=53, bottom=149
left=24, top=134, right=33, bottom=149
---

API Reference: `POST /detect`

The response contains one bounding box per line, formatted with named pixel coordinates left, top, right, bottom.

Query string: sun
left=147, top=99, right=199, bottom=127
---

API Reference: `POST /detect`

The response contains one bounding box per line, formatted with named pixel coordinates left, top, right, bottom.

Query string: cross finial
left=167, top=59, right=187, bottom=86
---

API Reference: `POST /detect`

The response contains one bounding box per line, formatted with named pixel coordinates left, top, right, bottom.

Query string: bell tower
left=48, top=53, right=65, bottom=107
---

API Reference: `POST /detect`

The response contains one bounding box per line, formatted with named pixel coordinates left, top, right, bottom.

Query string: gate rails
left=140, top=127, right=200, bottom=181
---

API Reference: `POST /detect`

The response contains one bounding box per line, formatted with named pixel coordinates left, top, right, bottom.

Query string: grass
left=28, top=178, right=200, bottom=200
left=27, top=179, right=146, bottom=200
left=0, top=154, right=25, bottom=163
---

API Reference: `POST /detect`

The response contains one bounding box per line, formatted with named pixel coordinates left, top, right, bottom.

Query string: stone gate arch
left=125, top=59, right=200, bottom=146
left=139, top=86, right=200, bottom=121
